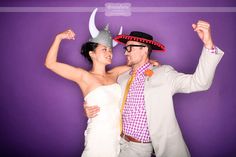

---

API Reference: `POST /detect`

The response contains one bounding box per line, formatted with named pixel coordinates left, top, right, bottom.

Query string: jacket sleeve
left=166, top=46, right=224, bottom=94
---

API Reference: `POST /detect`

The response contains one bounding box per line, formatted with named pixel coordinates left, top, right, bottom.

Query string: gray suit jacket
left=117, top=47, right=224, bottom=157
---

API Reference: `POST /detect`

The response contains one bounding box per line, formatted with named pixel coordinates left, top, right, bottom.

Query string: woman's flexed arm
left=45, top=29, right=86, bottom=83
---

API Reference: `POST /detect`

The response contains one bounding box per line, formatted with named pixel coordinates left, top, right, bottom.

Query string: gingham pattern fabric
left=122, top=62, right=151, bottom=142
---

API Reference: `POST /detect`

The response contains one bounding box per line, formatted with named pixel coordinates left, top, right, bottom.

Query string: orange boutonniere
left=144, top=69, right=154, bottom=77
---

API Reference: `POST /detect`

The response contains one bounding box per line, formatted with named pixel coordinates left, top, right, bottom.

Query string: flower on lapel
left=144, top=69, right=154, bottom=77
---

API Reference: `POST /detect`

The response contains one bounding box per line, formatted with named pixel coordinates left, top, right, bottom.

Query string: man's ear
left=144, top=47, right=149, bottom=56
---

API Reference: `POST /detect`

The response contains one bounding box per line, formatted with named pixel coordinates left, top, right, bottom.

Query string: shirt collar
left=130, top=62, right=151, bottom=76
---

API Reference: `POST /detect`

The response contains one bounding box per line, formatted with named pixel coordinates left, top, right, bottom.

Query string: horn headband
left=88, top=8, right=123, bottom=48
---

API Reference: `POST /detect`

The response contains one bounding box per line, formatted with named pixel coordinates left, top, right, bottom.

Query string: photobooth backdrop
left=0, top=0, right=236, bottom=157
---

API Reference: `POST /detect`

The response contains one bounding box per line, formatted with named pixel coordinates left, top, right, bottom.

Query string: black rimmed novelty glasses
left=123, top=44, right=146, bottom=53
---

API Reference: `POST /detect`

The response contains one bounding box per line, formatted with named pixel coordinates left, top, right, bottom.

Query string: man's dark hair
left=146, top=44, right=152, bottom=58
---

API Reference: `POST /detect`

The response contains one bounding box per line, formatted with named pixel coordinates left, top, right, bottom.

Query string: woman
left=45, top=28, right=158, bottom=157
left=45, top=26, right=133, bottom=157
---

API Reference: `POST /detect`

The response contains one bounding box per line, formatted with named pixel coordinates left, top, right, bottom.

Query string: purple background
left=0, top=0, right=236, bottom=157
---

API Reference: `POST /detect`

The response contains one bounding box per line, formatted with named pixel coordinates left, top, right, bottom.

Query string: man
left=85, top=20, right=224, bottom=157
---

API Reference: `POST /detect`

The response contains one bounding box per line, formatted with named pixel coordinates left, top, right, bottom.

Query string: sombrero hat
left=114, top=31, right=165, bottom=52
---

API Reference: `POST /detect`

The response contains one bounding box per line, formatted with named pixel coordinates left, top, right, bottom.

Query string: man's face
left=124, top=41, right=148, bottom=66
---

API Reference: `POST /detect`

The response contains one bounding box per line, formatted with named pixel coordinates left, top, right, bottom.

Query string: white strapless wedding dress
left=81, top=83, right=121, bottom=157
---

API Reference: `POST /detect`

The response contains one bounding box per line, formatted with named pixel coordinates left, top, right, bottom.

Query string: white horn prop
left=113, top=26, right=123, bottom=47
left=89, top=8, right=99, bottom=38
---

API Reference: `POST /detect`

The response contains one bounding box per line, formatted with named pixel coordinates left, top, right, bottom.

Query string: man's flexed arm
left=170, top=20, right=224, bottom=94
left=192, top=20, right=214, bottom=49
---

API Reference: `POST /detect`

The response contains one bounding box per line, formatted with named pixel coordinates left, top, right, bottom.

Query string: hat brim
left=114, top=35, right=165, bottom=52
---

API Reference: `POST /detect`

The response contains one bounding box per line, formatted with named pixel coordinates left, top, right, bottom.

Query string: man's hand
left=84, top=103, right=100, bottom=118
left=149, top=59, right=160, bottom=66
left=192, top=20, right=214, bottom=49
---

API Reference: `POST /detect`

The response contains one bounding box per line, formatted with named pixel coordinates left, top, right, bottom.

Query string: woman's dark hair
left=81, top=42, right=98, bottom=64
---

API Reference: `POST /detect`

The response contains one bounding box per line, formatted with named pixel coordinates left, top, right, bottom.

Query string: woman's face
left=91, top=44, right=112, bottom=65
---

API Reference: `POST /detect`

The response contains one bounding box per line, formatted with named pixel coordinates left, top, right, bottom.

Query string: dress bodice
left=84, top=83, right=122, bottom=130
